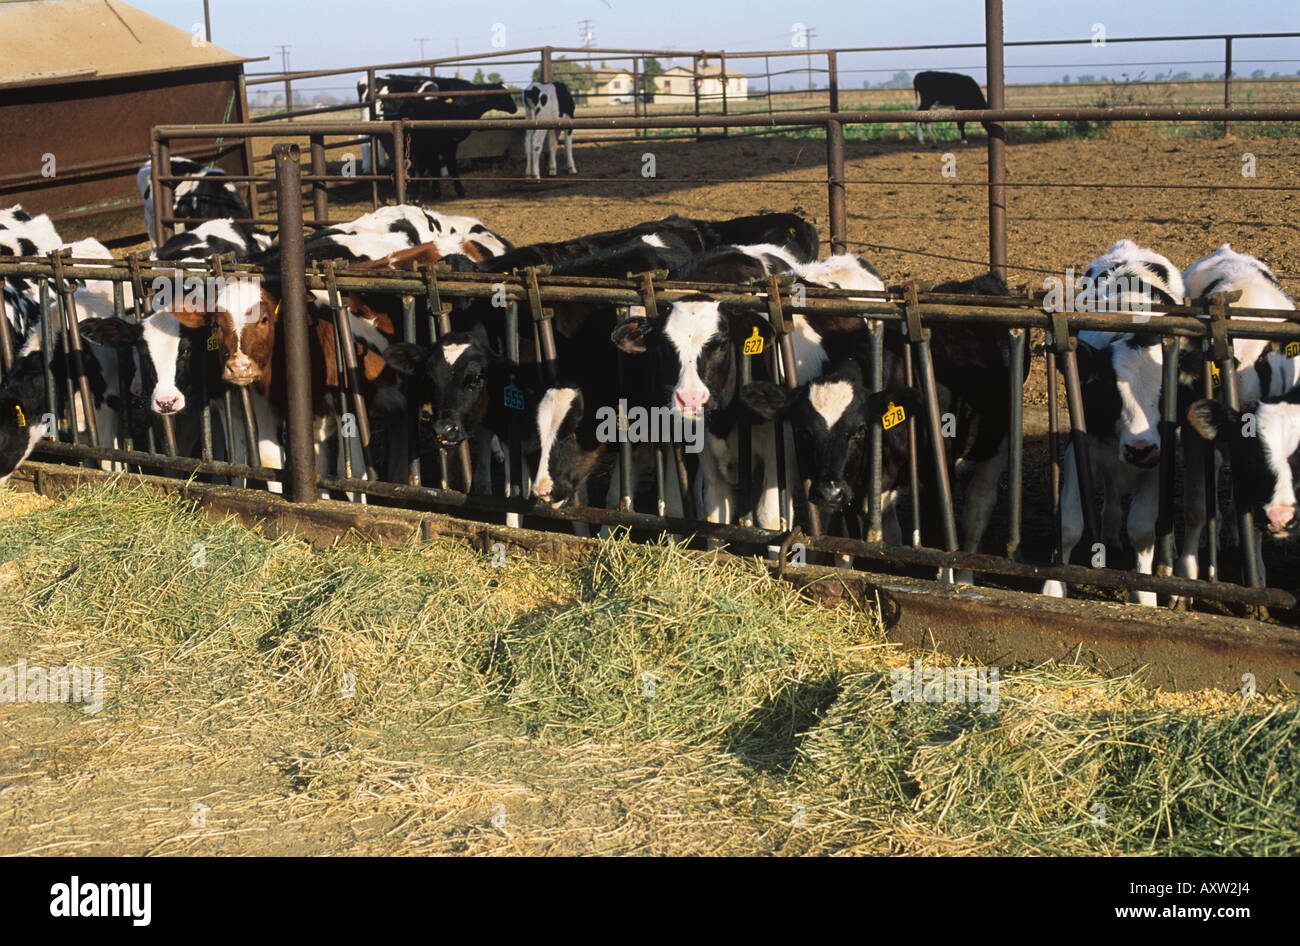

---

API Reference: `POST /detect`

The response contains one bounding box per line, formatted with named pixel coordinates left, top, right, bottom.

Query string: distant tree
left=1203, top=72, right=1215, bottom=79
left=639, top=57, right=664, bottom=95
left=472, top=68, right=485, bottom=84
left=531, top=56, right=596, bottom=92
left=1272, top=72, right=1282, bottom=78
left=1076, top=74, right=1096, bottom=82
left=1062, top=74, right=1071, bottom=83
left=1252, top=69, right=1266, bottom=78
left=879, top=70, right=911, bottom=89
left=1172, top=71, right=1191, bottom=81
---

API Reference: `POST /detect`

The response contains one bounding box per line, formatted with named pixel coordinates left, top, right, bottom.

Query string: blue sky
left=134, top=0, right=1300, bottom=93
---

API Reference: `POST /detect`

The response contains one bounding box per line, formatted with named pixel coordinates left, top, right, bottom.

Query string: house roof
left=0, top=0, right=250, bottom=89
left=660, top=63, right=748, bottom=79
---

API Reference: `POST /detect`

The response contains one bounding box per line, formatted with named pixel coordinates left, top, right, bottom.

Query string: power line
left=274, top=45, right=291, bottom=75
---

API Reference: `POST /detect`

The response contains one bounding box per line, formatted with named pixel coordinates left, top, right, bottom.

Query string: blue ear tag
left=504, top=374, right=524, bottom=410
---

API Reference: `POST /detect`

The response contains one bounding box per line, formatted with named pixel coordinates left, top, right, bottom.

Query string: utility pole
left=203, top=0, right=211, bottom=43
left=579, top=18, right=594, bottom=67
left=455, top=37, right=462, bottom=78
left=275, top=44, right=292, bottom=118
left=804, top=27, right=816, bottom=94
left=415, top=38, right=431, bottom=60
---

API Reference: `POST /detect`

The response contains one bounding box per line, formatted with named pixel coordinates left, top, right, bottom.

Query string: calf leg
left=564, top=130, right=577, bottom=174
left=1127, top=472, right=1159, bottom=607
left=953, top=446, right=1006, bottom=584
left=957, top=120, right=969, bottom=144
left=547, top=129, right=558, bottom=176
left=1043, top=441, right=1085, bottom=598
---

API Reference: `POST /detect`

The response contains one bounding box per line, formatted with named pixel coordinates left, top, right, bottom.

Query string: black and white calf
left=740, top=272, right=1021, bottom=583
left=1183, top=244, right=1296, bottom=406
left=137, top=158, right=250, bottom=247
left=913, top=71, right=989, bottom=145
left=153, top=219, right=273, bottom=262
left=1042, top=239, right=1187, bottom=606
left=523, top=81, right=577, bottom=180
left=612, top=254, right=884, bottom=529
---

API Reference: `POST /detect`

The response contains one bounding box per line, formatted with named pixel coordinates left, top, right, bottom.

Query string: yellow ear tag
left=14, top=405, right=26, bottom=428
left=207, top=329, right=218, bottom=351
left=1210, top=362, right=1221, bottom=388
left=882, top=401, right=906, bottom=430
left=1286, top=341, right=1299, bottom=359
left=742, top=326, right=764, bottom=355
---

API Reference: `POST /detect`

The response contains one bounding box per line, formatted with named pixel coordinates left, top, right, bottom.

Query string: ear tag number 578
left=882, top=401, right=906, bottom=430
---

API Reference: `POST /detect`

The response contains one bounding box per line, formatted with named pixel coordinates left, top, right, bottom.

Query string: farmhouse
left=657, top=61, right=749, bottom=101
left=586, top=64, right=637, bottom=106
left=0, top=0, right=254, bottom=241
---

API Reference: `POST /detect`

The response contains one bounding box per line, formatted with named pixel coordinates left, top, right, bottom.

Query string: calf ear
left=611, top=314, right=652, bottom=354
left=740, top=381, right=793, bottom=421
left=1072, top=338, right=1100, bottom=378
left=168, top=296, right=210, bottom=330
left=1186, top=398, right=1235, bottom=441
left=866, top=386, right=924, bottom=427
left=77, top=317, right=142, bottom=347
left=382, top=342, right=430, bottom=377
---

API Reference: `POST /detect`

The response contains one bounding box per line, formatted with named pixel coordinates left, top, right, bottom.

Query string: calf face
left=382, top=325, right=504, bottom=447
left=614, top=295, right=769, bottom=423
left=742, top=360, right=922, bottom=507
left=0, top=352, right=51, bottom=483
left=1074, top=333, right=1166, bottom=468
left=173, top=279, right=279, bottom=388
left=1188, top=395, right=1300, bottom=535
left=81, top=312, right=220, bottom=416
left=531, top=384, right=606, bottom=508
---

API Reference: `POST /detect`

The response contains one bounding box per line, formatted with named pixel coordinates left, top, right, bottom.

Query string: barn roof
left=0, top=0, right=251, bottom=89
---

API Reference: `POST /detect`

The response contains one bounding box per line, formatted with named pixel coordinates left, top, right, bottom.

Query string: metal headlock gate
left=2, top=142, right=1298, bottom=622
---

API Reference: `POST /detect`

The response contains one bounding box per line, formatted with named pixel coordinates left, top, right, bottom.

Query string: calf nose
left=533, top=476, right=553, bottom=500
left=1122, top=439, right=1160, bottom=467
left=153, top=395, right=182, bottom=415
left=812, top=480, right=846, bottom=506
left=1265, top=504, right=1295, bottom=534
left=223, top=354, right=257, bottom=385
left=674, top=388, right=709, bottom=416
left=432, top=420, right=465, bottom=445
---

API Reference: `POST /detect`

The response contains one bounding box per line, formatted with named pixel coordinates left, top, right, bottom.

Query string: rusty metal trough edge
left=9, top=461, right=1299, bottom=695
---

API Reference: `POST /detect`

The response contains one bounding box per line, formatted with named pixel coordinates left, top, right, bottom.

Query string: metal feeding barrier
left=3, top=145, right=1299, bottom=616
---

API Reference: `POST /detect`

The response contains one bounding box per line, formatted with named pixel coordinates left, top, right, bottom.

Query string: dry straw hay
left=0, top=481, right=1294, bottom=856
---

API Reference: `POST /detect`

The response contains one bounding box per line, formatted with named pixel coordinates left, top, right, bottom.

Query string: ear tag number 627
left=743, top=327, right=764, bottom=355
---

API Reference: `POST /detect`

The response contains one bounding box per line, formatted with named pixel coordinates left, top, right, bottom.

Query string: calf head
left=0, top=352, right=52, bottom=482
left=170, top=279, right=281, bottom=389
left=531, top=384, right=607, bottom=508
left=1188, top=394, right=1300, bottom=536
left=382, top=323, right=503, bottom=447
left=742, top=359, right=923, bottom=508
left=1074, top=333, right=1166, bottom=468
left=612, top=295, right=772, bottom=426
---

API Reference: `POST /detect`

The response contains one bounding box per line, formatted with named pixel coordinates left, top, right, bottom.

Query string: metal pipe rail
left=6, top=245, right=1298, bottom=617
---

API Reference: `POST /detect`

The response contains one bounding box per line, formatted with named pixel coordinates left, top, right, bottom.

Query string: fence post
left=237, top=73, right=261, bottom=222
left=693, top=54, right=701, bottom=141
left=310, top=134, right=328, bottom=224
left=541, top=46, right=553, bottom=83
left=765, top=55, right=773, bottom=116
left=720, top=51, right=729, bottom=136
left=1223, top=36, right=1233, bottom=136
left=367, top=67, right=380, bottom=209
left=632, top=56, right=641, bottom=137
left=391, top=119, right=407, bottom=205
left=985, top=0, right=1008, bottom=279
left=273, top=144, right=317, bottom=504
left=827, top=50, right=839, bottom=113
left=825, top=120, right=846, bottom=254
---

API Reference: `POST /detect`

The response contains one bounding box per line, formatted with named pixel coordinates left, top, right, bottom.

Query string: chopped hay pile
left=0, top=482, right=1294, bottom=855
